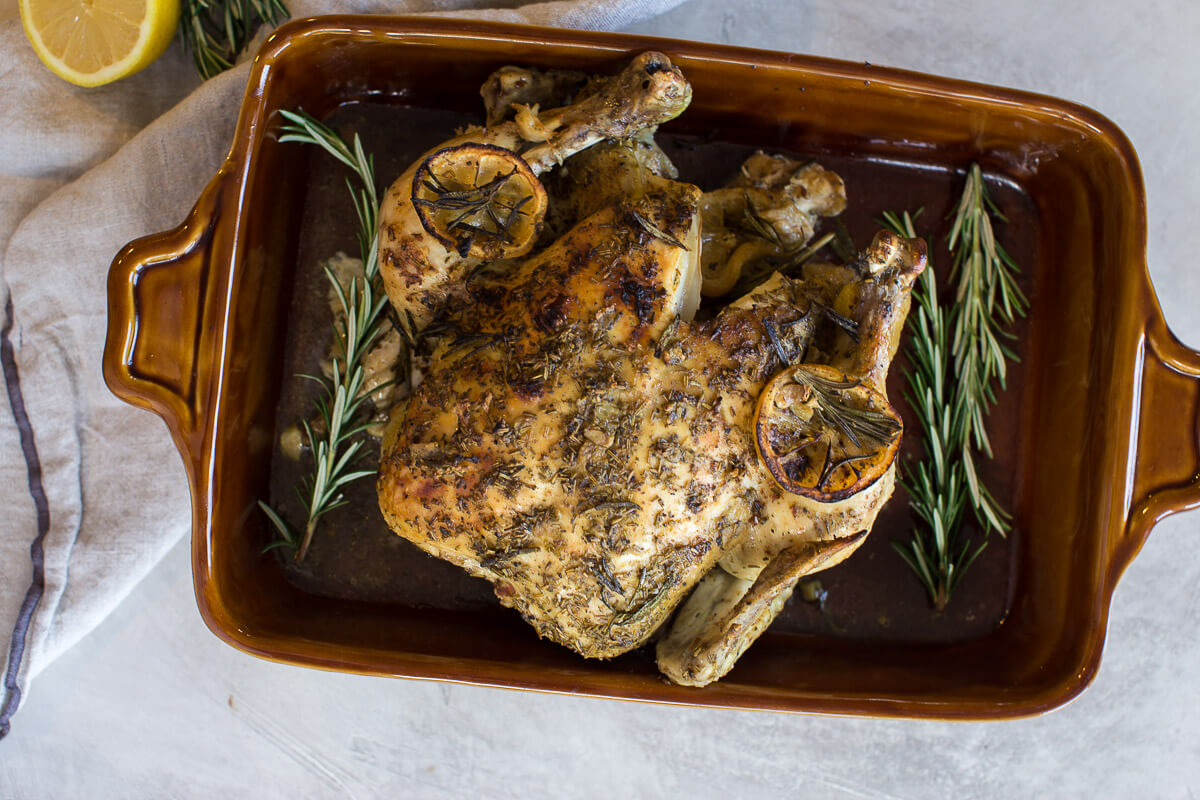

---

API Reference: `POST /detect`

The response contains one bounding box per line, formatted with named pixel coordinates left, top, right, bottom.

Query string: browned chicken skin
left=375, top=54, right=925, bottom=684
left=378, top=52, right=694, bottom=332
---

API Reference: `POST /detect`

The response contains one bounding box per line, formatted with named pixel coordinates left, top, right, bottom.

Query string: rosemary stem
left=297, top=520, right=317, bottom=562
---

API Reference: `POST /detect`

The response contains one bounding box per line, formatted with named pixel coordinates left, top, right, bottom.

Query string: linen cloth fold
left=0, top=0, right=689, bottom=739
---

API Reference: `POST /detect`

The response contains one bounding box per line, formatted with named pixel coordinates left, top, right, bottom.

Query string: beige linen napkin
left=0, top=0, right=690, bottom=740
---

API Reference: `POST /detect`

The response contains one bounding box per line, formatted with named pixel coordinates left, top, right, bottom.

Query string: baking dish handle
left=1121, top=314, right=1200, bottom=568
left=103, top=168, right=230, bottom=468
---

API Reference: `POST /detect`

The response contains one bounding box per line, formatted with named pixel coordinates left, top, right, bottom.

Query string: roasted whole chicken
left=375, top=53, right=926, bottom=686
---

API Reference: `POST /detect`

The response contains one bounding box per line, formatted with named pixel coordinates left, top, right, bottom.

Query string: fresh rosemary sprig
left=179, top=0, right=289, bottom=80
left=946, top=164, right=1029, bottom=532
left=885, top=166, right=1026, bottom=609
left=884, top=209, right=977, bottom=609
left=258, top=109, right=391, bottom=562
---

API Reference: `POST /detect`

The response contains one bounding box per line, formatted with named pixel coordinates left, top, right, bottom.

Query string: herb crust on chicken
left=374, top=53, right=925, bottom=685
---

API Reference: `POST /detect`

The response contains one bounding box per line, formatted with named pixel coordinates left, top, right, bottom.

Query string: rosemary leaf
left=630, top=209, right=688, bottom=250
left=830, top=218, right=857, bottom=264
left=257, top=500, right=296, bottom=550
left=779, top=231, right=835, bottom=275
left=741, top=192, right=783, bottom=247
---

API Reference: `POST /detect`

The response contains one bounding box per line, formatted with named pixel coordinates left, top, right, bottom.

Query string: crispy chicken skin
left=375, top=54, right=925, bottom=680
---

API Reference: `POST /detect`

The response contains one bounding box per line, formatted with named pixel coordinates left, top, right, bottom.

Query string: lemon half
left=20, top=0, right=181, bottom=87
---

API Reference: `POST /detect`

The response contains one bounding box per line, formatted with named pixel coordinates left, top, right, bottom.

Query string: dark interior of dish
left=199, top=23, right=1150, bottom=715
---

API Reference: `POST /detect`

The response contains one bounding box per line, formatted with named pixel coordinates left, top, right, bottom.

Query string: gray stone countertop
left=4, top=1, right=1199, bottom=797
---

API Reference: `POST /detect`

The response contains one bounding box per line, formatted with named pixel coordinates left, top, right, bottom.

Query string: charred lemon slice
left=753, top=363, right=902, bottom=502
left=411, top=143, right=547, bottom=261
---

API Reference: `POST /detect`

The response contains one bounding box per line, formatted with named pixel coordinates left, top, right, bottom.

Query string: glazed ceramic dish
left=103, top=16, right=1200, bottom=719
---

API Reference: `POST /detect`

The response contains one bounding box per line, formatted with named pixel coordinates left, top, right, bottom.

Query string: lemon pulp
left=21, top=0, right=180, bottom=87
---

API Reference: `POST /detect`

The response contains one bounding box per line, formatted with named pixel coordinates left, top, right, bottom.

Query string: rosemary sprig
left=885, top=164, right=1027, bottom=609
left=179, top=0, right=289, bottom=80
left=790, top=369, right=902, bottom=449
left=884, top=209, right=977, bottom=609
left=258, top=109, right=391, bottom=561
left=946, top=164, right=1029, bottom=532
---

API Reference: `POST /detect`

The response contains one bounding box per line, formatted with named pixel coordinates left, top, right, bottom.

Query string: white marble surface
left=4, top=1, right=1200, bottom=797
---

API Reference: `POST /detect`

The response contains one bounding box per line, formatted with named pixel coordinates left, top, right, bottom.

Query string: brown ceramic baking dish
left=103, top=16, right=1200, bottom=719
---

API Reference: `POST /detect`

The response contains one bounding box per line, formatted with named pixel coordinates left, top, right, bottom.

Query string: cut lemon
left=754, top=363, right=902, bottom=502
left=20, top=0, right=180, bottom=88
left=411, top=144, right=547, bottom=261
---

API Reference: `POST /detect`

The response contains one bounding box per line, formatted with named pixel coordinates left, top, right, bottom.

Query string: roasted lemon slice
left=754, top=363, right=902, bottom=502
left=411, top=143, right=547, bottom=261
